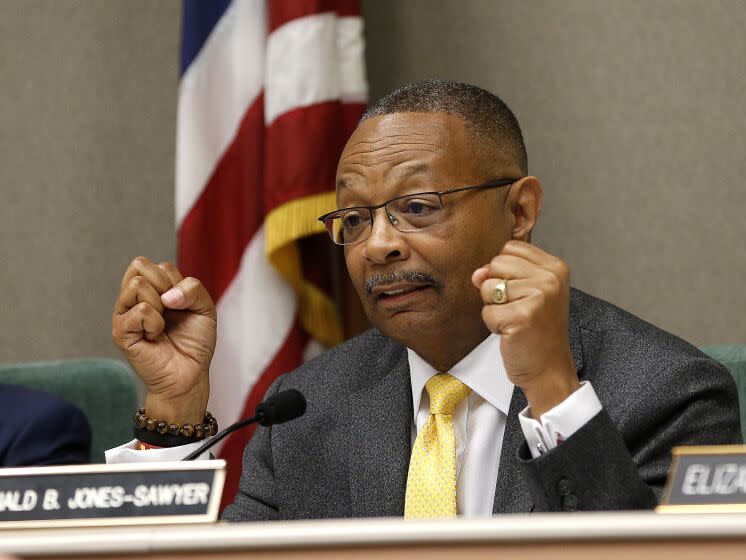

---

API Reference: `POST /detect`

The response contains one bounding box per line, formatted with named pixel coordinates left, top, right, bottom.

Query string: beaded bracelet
left=133, top=409, right=218, bottom=448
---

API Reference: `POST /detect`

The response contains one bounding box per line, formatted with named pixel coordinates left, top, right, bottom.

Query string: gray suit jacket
left=222, top=289, right=741, bottom=520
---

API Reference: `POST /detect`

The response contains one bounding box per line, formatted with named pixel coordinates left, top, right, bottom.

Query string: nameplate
left=0, top=460, right=225, bottom=528
left=658, top=445, right=746, bottom=513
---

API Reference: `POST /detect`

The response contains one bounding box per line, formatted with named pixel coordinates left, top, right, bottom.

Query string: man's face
left=336, top=112, right=517, bottom=348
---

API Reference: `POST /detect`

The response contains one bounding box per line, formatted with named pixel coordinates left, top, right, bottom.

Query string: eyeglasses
left=318, top=178, right=517, bottom=246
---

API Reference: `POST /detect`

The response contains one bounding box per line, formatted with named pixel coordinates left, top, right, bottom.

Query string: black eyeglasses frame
left=317, top=178, right=519, bottom=245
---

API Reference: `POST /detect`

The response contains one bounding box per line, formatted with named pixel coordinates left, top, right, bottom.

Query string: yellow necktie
left=404, top=373, right=471, bottom=519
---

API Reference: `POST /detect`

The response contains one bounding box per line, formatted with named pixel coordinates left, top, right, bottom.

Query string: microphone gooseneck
left=182, top=389, right=306, bottom=460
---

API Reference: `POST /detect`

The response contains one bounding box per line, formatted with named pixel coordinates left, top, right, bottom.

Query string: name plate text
left=658, top=445, right=746, bottom=513
left=0, top=460, right=225, bottom=528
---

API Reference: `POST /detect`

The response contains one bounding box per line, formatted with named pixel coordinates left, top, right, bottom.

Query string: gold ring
left=491, top=279, right=508, bottom=304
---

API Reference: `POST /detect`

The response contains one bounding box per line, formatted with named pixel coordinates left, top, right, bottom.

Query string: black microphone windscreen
left=255, top=389, right=306, bottom=427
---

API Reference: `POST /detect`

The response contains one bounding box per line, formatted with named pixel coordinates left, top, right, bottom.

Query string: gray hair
left=361, top=80, right=527, bottom=175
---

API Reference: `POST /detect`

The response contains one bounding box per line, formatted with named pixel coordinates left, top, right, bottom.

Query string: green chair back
left=702, top=345, right=746, bottom=440
left=0, top=358, right=137, bottom=463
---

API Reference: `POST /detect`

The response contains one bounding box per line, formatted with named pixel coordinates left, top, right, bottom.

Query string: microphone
left=182, top=389, right=306, bottom=460
left=254, top=388, right=307, bottom=426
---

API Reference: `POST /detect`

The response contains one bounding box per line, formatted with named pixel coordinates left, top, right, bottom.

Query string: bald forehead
left=335, top=113, right=473, bottom=190
left=336, top=112, right=523, bottom=198
left=341, top=115, right=456, bottom=165
left=336, top=163, right=430, bottom=190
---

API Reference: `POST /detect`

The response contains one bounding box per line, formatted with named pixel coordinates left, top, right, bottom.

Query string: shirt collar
left=407, top=333, right=514, bottom=416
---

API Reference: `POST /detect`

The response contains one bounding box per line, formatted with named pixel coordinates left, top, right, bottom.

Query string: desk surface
left=4, top=511, right=746, bottom=559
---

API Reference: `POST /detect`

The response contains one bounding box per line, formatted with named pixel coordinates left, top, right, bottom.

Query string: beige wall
left=1, top=0, right=744, bottom=363
left=1, top=0, right=180, bottom=361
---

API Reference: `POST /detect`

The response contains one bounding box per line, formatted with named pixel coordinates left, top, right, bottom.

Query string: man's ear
left=507, top=176, right=543, bottom=241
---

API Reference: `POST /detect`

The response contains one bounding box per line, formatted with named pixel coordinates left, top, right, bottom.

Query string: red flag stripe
left=178, top=95, right=265, bottom=302
left=264, top=101, right=366, bottom=213
left=269, top=0, right=360, bottom=33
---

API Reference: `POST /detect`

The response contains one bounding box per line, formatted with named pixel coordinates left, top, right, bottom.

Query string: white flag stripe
left=264, top=14, right=367, bottom=126
left=176, top=0, right=267, bottom=228
left=208, top=226, right=296, bottom=441
left=336, top=17, right=368, bottom=103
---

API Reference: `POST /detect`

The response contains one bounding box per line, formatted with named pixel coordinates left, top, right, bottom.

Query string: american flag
left=176, top=0, right=367, bottom=506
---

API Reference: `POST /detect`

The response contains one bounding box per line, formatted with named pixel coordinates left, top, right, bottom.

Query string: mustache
left=365, top=270, right=439, bottom=295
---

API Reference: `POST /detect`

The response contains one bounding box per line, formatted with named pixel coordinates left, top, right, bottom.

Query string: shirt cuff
left=518, top=381, right=602, bottom=459
left=104, top=439, right=211, bottom=463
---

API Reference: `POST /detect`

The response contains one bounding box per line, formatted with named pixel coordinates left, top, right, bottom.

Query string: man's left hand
left=472, top=240, right=580, bottom=418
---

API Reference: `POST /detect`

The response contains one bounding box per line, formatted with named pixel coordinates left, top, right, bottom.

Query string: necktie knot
left=425, top=373, right=471, bottom=415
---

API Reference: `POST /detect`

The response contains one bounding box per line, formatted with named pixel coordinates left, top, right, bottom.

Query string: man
left=109, top=81, right=740, bottom=517
left=0, top=384, right=91, bottom=467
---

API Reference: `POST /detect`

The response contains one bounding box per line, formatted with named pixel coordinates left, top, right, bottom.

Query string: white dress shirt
left=106, top=437, right=207, bottom=463
left=107, top=334, right=602, bottom=517
left=409, top=333, right=602, bottom=516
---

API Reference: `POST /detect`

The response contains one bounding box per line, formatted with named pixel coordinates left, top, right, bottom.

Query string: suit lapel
left=492, top=386, right=532, bottom=513
left=492, top=300, right=585, bottom=514
left=348, top=347, right=412, bottom=518
left=568, top=288, right=585, bottom=375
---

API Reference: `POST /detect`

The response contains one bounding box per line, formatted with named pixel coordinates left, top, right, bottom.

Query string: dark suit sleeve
left=1, top=388, right=92, bottom=467
left=517, top=356, right=742, bottom=511
left=221, top=379, right=282, bottom=522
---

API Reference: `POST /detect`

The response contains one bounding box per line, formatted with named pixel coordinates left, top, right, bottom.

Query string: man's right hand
left=112, top=257, right=217, bottom=426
